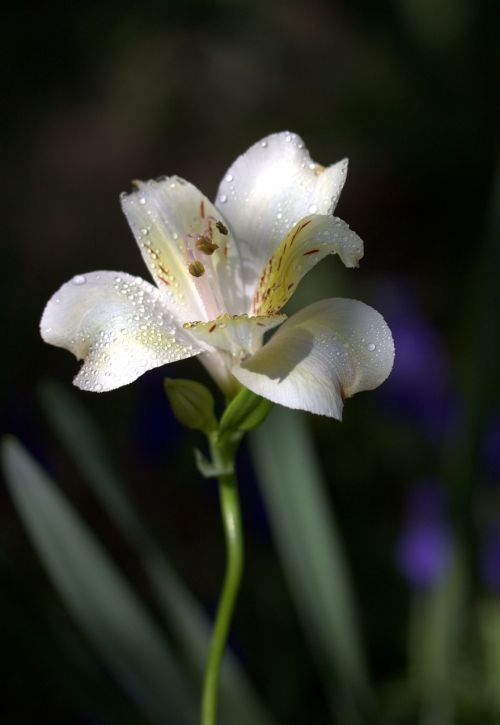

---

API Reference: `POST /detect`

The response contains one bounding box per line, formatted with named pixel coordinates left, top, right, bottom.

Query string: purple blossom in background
left=376, top=282, right=458, bottom=442
left=483, top=414, right=500, bottom=480
left=397, top=479, right=451, bottom=589
left=480, top=526, right=500, bottom=593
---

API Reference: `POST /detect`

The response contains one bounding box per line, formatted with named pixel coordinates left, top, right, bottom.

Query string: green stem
left=201, top=438, right=244, bottom=725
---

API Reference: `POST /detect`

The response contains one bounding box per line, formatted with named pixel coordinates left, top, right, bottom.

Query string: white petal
left=215, top=131, right=348, bottom=306
left=251, top=215, right=363, bottom=315
left=232, top=298, right=394, bottom=419
left=40, top=272, right=202, bottom=392
left=121, top=178, right=245, bottom=320
left=185, top=312, right=286, bottom=358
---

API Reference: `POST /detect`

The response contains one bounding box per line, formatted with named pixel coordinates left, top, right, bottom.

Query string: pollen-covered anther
left=216, top=220, right=228, bottom=235
left=188, top=260, right=205, bottom=277
left=196, top=236, right=219, bottom=255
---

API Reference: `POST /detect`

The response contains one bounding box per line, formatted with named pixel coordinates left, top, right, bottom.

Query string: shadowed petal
left=232, top=298, right=394, bottom=419
left=215, top=132, right=348, bottom=307
left=41, top=272, right=202, bottom=392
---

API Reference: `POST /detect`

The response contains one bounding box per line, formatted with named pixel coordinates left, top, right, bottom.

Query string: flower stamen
left=189, top=260, right=205, bottom=277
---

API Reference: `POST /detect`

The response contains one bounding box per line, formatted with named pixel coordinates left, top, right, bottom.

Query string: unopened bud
left=164, top=378, right=217, bottom=433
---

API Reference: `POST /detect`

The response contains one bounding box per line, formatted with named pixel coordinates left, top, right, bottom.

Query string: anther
left=188, top=260, right=205, bottom=277
left=196, top=236, right=219, bottom=255
left=216, top=221, right=228, bottom=235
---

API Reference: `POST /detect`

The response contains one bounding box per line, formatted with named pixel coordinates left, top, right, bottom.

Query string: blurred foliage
left=1, top=0, right=499, bottom=722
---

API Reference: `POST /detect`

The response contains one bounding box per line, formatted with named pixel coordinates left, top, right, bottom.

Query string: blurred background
left=1, top=0, right=499, bottom=723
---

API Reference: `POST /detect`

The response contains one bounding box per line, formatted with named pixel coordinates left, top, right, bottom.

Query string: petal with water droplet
left=40, top=272, right=202, bottom=392
left=232, top=298, right=394, bottom=419
left=121, top=178, right=245, bottom=319
left=215, top=131, right=348, bottom=307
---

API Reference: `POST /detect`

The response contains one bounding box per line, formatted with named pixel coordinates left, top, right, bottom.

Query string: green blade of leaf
left=38, top=381, right=275, bottom=725
left=409, top=548, right=466, bottom=725
left=2, top=437, right=197, bottom=725
left=250, top=407, right=372, bottom=721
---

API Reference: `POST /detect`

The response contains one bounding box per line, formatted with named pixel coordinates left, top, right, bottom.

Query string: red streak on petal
left=303, top=249, right=319, bottom=256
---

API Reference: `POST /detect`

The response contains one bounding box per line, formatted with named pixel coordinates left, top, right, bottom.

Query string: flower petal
left=232, top=298, right=394, bottom=419
left=40, top=272, right=202, bottom=392
left=121, top=178, right=245, bottom=320
left=215, top=131, right=348, bottom=306
left=251, top=215, right=363, bottom=315
left=185, top=312, right=286, bottom=359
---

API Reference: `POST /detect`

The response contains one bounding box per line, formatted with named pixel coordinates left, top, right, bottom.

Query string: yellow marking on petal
left=252, top=218, right=314, bottom=314
left=252, top=215, right=364, bottom=315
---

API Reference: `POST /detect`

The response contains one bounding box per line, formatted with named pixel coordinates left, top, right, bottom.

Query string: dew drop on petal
left=308, top=204, right=318, bottom=214
left=72, top=275, right=86, bottom=285
left=367, top=343, right=376, bottom=351
left=225, top=174, right=233, bottom=182
left=261, top=140, right=268, bottom=148
left=94, top=383, right=103, bottom=392
left=139, top=197, right=146, bottom=205
left=220, top=194, right=227, bottom=203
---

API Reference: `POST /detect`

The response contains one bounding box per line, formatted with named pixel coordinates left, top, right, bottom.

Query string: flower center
left=182, top=206, right=229, bottom=320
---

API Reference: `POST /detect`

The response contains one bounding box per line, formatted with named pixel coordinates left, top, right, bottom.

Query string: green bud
left=164, top=379, right=217, bottom=433
left=219, top=387, right=273, bottom=437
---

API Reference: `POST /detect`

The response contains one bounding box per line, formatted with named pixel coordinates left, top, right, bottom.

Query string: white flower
left=41, top=132, right=394, bottom=418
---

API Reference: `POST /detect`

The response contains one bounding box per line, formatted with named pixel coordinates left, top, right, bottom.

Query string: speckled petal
left=252, top=215, right=363, bottom=315
left=232, top=298, right=394, bottom=419
left=215, top=131, right=348, bottom=307
left=40, top=272, right=202, bottom=392
left=121, top=178, right=245, bottom=320
left=184, top=312, right=286, bottom=359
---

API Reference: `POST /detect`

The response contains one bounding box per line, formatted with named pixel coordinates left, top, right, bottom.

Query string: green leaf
left=250, top=407, right=372, bottom=722
left=219, top=387, right=272, bottom=437
left=2, top=436, right=196, bottom=725
left=409, top=548, right=466, bottom=725
left=38, top=381, right=275, bottom=725
left=164, top=378, right=217, bottom=434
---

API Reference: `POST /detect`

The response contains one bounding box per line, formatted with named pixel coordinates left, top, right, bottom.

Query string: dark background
left=1, top=1, right=499, bottom=723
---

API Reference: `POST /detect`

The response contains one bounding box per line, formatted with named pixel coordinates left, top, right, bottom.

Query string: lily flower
left=41, top=132, right=394, bottom=418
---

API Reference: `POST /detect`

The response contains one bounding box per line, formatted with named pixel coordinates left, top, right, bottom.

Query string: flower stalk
left=201, top=432, right=244, bottom=725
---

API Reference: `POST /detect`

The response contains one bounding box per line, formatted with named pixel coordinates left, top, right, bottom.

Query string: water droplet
left=220, top=194, right=227, bottom=203
left=54, top=297, right=61, bottom=304
left=139, top=197, right=146, bottom=205
left=276, top=212, right=283, bottom=220
left=225, top=174, right=233, bottom=182
left=285, top=134, right=292, bottom=142
left=308, top=204, right=318, bottom=214
left=94, top=383, right=103, bottom=392
left=261, top=140, right=268, bottom=148
left=367, top=343, right=376, bottom=351
left=72, top=275, right=86, bottom=285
